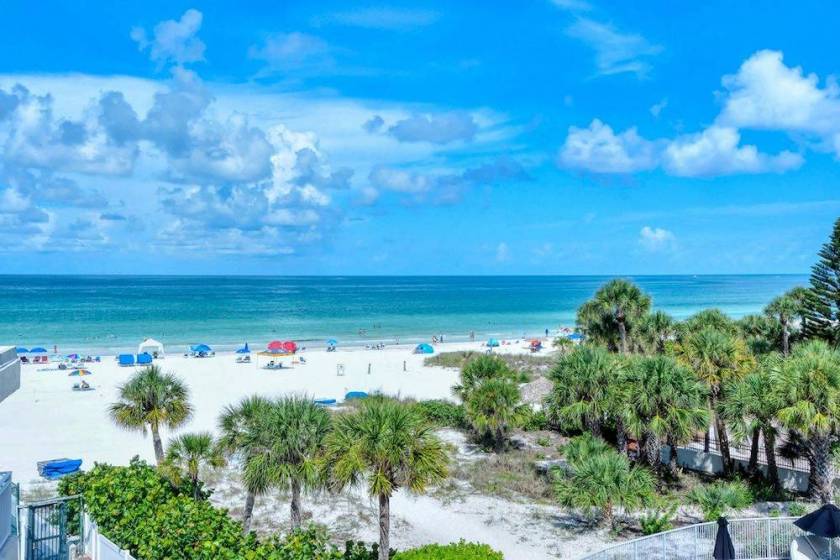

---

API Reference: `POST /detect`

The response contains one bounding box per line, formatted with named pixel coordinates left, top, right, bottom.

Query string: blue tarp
left=40, top=459, right=82, bottom=480
left=314, top=398, right=337, bottom=406
left=191, top=344, right=212, bottom=353
left=137, top=352, right=152, bottom=365
left=29, top=347, right=47, bottom=353
left=345, top=391, right=368, bottom=400
left=568, top=333, right=584, bottom=341
left=15, top=347, right=28, bottom=354
left=487, top=338, right=500, bottom=347
left=236, top=343, right=250, bottom=354
left=118, top=354, right=135, bottom=366
left=415, top=343, right=434, bottom=354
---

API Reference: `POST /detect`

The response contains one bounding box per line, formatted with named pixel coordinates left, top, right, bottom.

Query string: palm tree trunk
left=616, top=418, right=628, bottom=455
left=747, top=427, right=760, bottom=474
left=645, top=434, right=662, bottom=477
left=714, top=413, right=733, bottom=476
left=781, top=318, right=790, bottom=356
left=242, top=490, right=255, bottom=535
left=617, top=319, right=627, bottom=354
left=763, top=429, right=780, bottom=492
left=290, top=479, right=302, bottom=529
left=150, top=422, right=165, bottom=465
left=809, top=435, right=834, bottom=503
left=586, top=416, right=602, bottom=438
left=378, top=493, right=390, bottom=560
left=193, top=474, right=200, bottom=501
left=667, top=436, right=679, bottom=478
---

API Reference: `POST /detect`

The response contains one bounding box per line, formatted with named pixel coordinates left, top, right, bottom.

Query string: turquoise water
left=0, top=275, right=807, bottom=354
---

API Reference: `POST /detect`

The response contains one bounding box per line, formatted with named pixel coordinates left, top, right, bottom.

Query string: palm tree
left=463, top=378, right=522, bottom=451
left=555, top=449, right=654, bottom=530
left=736, top=314, right=779, bottom=356
left=635, top=311, right=676, bottom=354
left=719, top=359, right=784, bottom=491
left=773, top=340, right=840, bottom=503
left=324, top=398, right=448, bottom=560
left=164, top=431, right=225, bottom=500
left=218, top=395, right=275, bottom=534
left=576, top=279, right=652, bottom=353
left=765, top=290, right=807, bottom=355
left=546, top=345, right=621, bottom=437
left=676, top=309, right=738, bottom=339
left=674, top=327, right=754, bottom=476
left=453, top=354, right=515, bottom=399
left=242, top=396, right=331, bottom=529
left=108, top=365, right=193, bottom=464
left=623, top=356, right=709, bottom=478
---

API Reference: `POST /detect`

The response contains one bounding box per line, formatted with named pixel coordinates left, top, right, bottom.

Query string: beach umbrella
left=326, top=339, right=338, bottom=346
left=267, top=340, right=284, bottom=351
left=69, top=369, right=92, bottom=377
left=487, top=338, right=500, bottom=347
left=29, top=347, right=47, bottom=353
left=282, top=341, right=298, bottom=353
left=191, top=344, right=212, bottom=353
left=15, top=347, right=28, bottom=354
left=795, top=504, right=840, bottom=559
left=713, top=517, right=736, bottom=560
left=236, top=343, right=250, bottom=354
left=66, top=353, right=79, bottom=360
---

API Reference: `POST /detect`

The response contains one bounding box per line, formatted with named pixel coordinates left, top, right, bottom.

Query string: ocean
left=0, top=275, right=808, bottom=354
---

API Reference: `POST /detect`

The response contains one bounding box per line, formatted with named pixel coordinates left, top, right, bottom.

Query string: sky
left=0, top=1, right=837, bottom=275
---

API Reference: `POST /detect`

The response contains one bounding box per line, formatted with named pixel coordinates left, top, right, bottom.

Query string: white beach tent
left=138, top=338, right=165, bottom=358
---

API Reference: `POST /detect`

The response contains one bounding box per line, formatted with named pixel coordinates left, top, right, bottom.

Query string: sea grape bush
left=392, top=541, right=504, bottom=559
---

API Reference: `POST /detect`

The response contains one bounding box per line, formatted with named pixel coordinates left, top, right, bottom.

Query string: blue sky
left=0, top=1, right=837, bottom=274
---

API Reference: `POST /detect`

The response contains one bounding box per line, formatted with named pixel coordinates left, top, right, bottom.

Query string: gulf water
left=0, top=275, right=807, bottom=354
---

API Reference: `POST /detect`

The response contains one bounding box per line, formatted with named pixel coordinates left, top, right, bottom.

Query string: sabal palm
left=555, top=450, right=654, bottom=530
left=463, top=377, right=522, bottom=451
left=243, top=396, right=331, bottom=529
left=720, top=359, right=784, bottom=491
left=547, top=345, right=621, bottom=436
left=675, top=327, right=753, bottom=475
left=165, top=431, right=225, bottom=500
left=765, top=292, right=806, bottom=355
left=635, top=311, right=676, bottom=354
left=623, top=356, right=709, bottom=478
left=324, top=398, right=448, bottom=560
left=576, top=279, right=651, bottom=353
left=218, top=395, right=275, bottom=534
left=453, top=354, right=515, bottom=399
left=773, top=340, right=840, bottom=503
left=109, top=365, right=192, bottom=464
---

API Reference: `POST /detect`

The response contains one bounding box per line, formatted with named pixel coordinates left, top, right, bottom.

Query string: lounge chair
left=72, top=383, right=95, bottom=392
left=118, top=354, right=135, bottom=367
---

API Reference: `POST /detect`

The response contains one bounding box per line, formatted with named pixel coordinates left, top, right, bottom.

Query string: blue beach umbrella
left=326, top=339, right=338, bottom=346
left=15, top=347, right=28, bottom=354
left=29, top=347, right=47, bottom=353
left=236, top=343, right=250, bottom=354
left=414, top=343, right=434, bottom=354
left=487, top=338, right=500, bottom=347
left=191, top=344, right=212, bottom=353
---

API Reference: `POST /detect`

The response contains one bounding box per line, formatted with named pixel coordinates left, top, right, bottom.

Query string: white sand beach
left=0, top=339, right=594, bottom=559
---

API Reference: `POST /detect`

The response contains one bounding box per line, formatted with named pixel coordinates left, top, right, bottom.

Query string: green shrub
left=393, top=541, right=504, bottom=559
left=560, top=434, right=611, bottom=467
left=788, top=502, right=807, bottom=516
left=57, top=458, right=377, bottom=560
left=639, top=499, right=678, bottom=535
left=688, top=480, right=754, bottom=521
left=518, top=408, right=549, bottom=431
left=412, top=400, right=467, bottom=428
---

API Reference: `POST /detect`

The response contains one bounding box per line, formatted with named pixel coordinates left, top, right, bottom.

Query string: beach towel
left=38, top=458, right=82, bottom=480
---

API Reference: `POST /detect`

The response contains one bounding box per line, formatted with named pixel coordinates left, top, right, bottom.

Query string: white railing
left=83, top=514, right=137, bottom=560
left=580, top=517, right=805, bottom=560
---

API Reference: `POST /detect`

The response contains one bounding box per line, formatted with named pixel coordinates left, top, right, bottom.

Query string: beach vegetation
left=323, top=397, right=448, bottom=560
left=803, top=217, right=840, bottom=344
left=639, top=497, right=678, bottom=535
left=765, top=289, right=809, bottom=355
left=411, top=399, right=468, bottom=429
left=453, top=354, right=517, bottom=399
left=218, top=395, right=276, bottom=534
left=576, top=279, right=652, bottom=354
left=163, top=431, right=225, bottom=500
left=392, top=541, right=503, bottom=560
left=463, top=377, right=523, bottom=451
left=687, top=480, right=753, bottom=521
left=108, top=365, right=193, bottom=465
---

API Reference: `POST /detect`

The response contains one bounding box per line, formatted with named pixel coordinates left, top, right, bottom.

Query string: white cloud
left=559, top=119, right=658, bottom=173
left=663, top=126, right=803, bottom=177
left=130, top=9, right=206, bottom=67
left=650, top=98, right=667, bottom=117
left=248, top=32, right=331, bottom=72
left=565, top=18, right=662, bottom=77
left=496, top=242, right=511, bottom=262
left=386, top=112, right=478, bottom=144
left=369, top=166, right=432, bottom=194
left=639, top=226, right=675, bottom=252
left=550, top=0, right=592, bottom=12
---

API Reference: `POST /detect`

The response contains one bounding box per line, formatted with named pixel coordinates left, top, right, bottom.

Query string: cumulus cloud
left=663, top=126, right=803, bottom=177
left=130, top=9, right=206, bottom=67
left=387, top=112, right=478, bottom=144
left=639, top=226, right=675, bottom=252
left=559, top=119, right=658, bottom=173
left=565, top=18, right=662, bottom=77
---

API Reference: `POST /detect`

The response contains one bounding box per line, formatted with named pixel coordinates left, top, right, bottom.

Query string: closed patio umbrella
left=713, top=517, right=735, bottom=560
